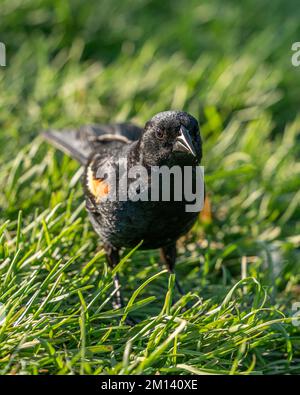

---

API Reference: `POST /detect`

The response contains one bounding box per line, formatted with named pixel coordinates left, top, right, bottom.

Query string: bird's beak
left=173, top=126, right=197, bottom=157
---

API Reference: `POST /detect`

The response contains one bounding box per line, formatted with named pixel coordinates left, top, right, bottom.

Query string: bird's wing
left=43, top=123, right=143, bottom=165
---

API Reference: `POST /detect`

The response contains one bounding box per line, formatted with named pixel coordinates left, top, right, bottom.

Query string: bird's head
left=139, top=111, right=202, bottom=166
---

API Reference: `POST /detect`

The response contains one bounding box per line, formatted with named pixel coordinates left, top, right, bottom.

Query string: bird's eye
left=155, top=129, right=164, bottom=139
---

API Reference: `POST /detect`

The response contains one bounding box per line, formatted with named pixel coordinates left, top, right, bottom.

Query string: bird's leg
left=104, top=244, right=124, bottom=310
left=105, top=244, right=137, bottom=325
left=160, top=243, right=184, bottom=295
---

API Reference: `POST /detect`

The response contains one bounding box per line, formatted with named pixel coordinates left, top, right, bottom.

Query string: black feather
left=43, top=123, right=143, bottom=165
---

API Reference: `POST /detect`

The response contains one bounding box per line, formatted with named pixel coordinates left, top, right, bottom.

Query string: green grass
left=0, top=0, right=299, bottom=374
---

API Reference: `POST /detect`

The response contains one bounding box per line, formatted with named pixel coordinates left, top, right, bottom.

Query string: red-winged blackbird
left=44, top=110, right=203, bottom=309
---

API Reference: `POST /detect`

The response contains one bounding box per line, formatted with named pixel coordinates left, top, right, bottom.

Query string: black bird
left=44, top=110, right=203, bottom=309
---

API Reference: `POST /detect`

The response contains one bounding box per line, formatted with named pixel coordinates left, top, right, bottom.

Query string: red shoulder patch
left=87, top=165, right=110, bottom=202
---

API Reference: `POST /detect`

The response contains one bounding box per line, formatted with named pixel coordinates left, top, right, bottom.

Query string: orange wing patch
left=87, top=165, right=110, bottom=202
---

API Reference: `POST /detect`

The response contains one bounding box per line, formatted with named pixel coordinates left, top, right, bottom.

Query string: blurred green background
left=0, top=0, right=299, bottom=375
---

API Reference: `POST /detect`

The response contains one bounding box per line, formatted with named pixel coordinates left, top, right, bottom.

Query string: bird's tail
left=43, top=129, right=91, bottom=165
left=43, top=123, right=143, bottom=165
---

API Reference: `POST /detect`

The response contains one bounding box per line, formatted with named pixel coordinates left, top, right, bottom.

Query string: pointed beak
left=173, top=126, right=197, bottom=157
